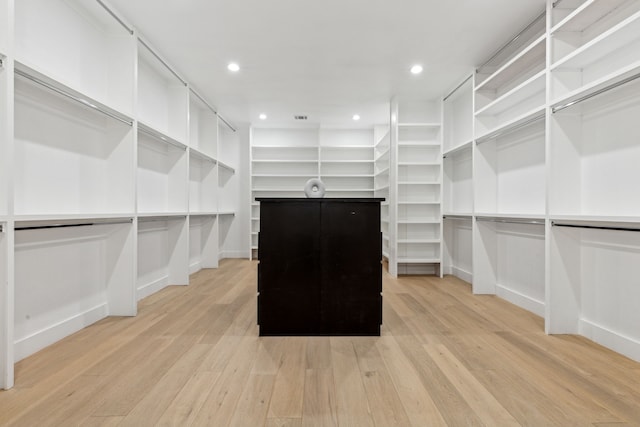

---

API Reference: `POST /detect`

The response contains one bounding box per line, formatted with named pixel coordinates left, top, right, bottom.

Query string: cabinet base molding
left=14, top=303, right=108, bottom=362
left=495, top=284, right=545, bottom=317
left=580, top=319, right=640, bottom=363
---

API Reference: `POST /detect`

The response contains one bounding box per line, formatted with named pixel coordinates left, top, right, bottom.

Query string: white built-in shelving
left=388, top=99, right=443, bottom=277
left=249, top=127, right=377, bottom=258
left=438, top=1, right=640, bottom=363
left=374, top=125, right=391, bottom=259
left=0, top=0, right=238, bottom=390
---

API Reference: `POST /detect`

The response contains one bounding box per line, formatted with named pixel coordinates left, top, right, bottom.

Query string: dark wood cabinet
left=257, top=198, right=383, bottom=336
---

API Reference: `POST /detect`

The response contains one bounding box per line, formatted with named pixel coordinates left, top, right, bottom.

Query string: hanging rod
left=443, top=215, right=472, bottom=221
left=15, top=68, right=134, bottom=126
left=478, top=11, right=546, bottom=71
left=138, top=125, right=186, bottom=150
left=552, top=71, right=640, bottom=113
left=95, top=0, right=133, bottom=35
left=443, top=75, right=473, bottom=102
left=552, top=222, right=640, bottom=232
left=476, top=216, right=545, bottom=226
left=189, top=88, right=237, bottom=133
left=15, top=218, right=133, bottom=231
left=138, top=38, right=187, bottom=87
left=476, top=112, right=544, bottom=145
left=138, top=215, right=187, bottom=223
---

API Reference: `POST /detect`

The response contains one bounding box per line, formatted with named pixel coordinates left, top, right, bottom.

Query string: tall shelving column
left=0, top=0, right=13, bottom=391
left=188, top=89, right=219, bottom=272
left=390, top=99, right=443, bottom=276
left=12, top=0, right=137, bottom=375
left=442, top=75, right=474, bottom=283
left=136, top=37, right=189, bottom=300
left=471, top=11, right=548, bottom=320
left=217, top=118, right=238, bottom=260
left=547, top=0, right=640, bottom=362
left=374, top=125, right=391, bottom=262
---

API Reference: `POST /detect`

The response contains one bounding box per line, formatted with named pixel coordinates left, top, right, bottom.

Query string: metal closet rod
left=138, top=38, right=187, bottom=87
left=139, top=215, right=187, bottom=223
left=15, top=218, right=133, bottom=231
left=15, top=69, right=134, bottom=127
left=443, top=75, right=473, bottom=102
left=476, top=216, right=545, bottom=225
left=552, top=71, right=640, bottom=113
left=443, top=215, right=472, bottom=221
left=189, top=88, right=237, bottom=133
left=96, top=0, right=133, bottom=35
left=476, top=112, right=544, bottom=145
left=477, top=11, right=546, bottom=71
left=138, top=126, right=186, bottom=151
left=552, top=222, right=640, bottom=232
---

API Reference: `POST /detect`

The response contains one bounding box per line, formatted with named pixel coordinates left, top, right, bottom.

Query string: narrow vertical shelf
left=189, top=149, right=217, bottom=215
left=391, top=99, right=443, bottom=276
left=217, top=118, right=238, bottom=260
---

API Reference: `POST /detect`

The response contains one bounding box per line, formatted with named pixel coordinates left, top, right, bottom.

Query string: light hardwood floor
left=1, top=259, right=639, bottom=426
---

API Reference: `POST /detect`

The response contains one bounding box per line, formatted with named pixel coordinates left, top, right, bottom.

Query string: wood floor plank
left=2, top=259, right=640, bottom=426
left=330, top=337, right=374, bottom=426
left=268, top=337, right=307, bottom=419
left=375, top=336, right=447, bottom=426
left=423, top=343, right=520, bottom=426
left=352, top=337, right=412, bottom=426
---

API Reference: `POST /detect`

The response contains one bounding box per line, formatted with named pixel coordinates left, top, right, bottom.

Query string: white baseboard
left=495, top=284, right=545, bottom=317
left=14, top=303, right=108, bottom=362
left=137, top=276, right=169, bottom=301
left=580, top=319, right=640, bottom=362
left=451, top=266, right=472, bottom=284
left=189, top=260, right=202, bottom=275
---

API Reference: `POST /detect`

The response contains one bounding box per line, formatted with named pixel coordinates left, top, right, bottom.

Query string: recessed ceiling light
left=410, top=64, right=423, bottom=74
left=259, top=113, right=267, bottom=120
left=353, top=114, right=360, bottom=121
left=227, top=62, right=240, bottom=72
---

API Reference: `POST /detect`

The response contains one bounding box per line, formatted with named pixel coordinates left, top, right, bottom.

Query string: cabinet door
left=258, top=201, right=321, bottom=335
left=320, top=201, right=382, bottom=335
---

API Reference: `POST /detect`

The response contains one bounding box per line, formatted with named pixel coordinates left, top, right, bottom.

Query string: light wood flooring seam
left=1, top=259, right=639, bottom=426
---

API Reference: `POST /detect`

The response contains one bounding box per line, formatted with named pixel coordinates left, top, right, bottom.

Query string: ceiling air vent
left=294, top=115, right=308, bottom=120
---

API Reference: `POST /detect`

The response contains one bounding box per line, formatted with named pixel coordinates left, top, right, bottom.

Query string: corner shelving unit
left=374, top=125, right=391, bottom=261
left=389, top=98, right=443, bottom=277
left=0, top=0, right=239, bottom=390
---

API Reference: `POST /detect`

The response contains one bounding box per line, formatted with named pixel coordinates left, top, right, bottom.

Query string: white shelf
left=14, top=214, right=134, bottom=224
left=475, top=106, right=545, bottom=142
left=218, top=160, right=236, bottom=173
left=321, top=174, right=374, bottom=178
left=252, top=173, right=317, bottom=178
left=397, top=258, right=441, bottom=263
left=398, top=162, right=440, bottom=166
left=475, top=70, right=546, bottom=116
left=443, top=140, right=473, bottom=158
left=475, top=35, right=546, bottom=93
left=398, top=141, right=440, bottom=147
left=138, top=121, right=187, bottom=150
left=551, top=10, right=640, bottom=70
left=138, top=212, right=188, bottom=218
left=398, top=219, right=441, bottom=224
left=252, top=159, right=318, bottom=163
left=398, top=181, right=440, bottom=185
left=550, top=215, right=640, bottom=225
left=398, top=239, right=440, bottom=244
left=475, top=213, right=546, bottom=221
left=189, top=147, right=217, bottom=164
left=398, top=122, right=440, bottom=127
left=443, top=213, right=473, bottom=218
left=551, top=0, right=633, bottom=34
left=400, top=201, right=440, bottom=205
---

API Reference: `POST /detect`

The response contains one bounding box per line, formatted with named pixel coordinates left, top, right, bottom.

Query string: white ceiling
left=108, top=0, right=546, bottom=129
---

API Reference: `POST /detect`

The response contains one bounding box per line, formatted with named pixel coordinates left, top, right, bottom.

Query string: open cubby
left=14, top=220, right=135, bottom=361
left=189, top=92, right=218, bottom=158
left=189, top=151, right=217, bottom=214
left=137, top=129, right=188, bottom=214
left=473, top=220, right=545, bottom=315
left=549, top=223, right=640, bottom=361
left=443, top=217, right=473, bottom=282
left=475, top=118, right=545, bottom=216
left=443, top=146, right=473, bottom=214
left=137, top=40, right=188, bottom=143
left=14, top=76, right=135, bottom=216
left=14, top=0, right=134, bottom=116
left=549, top=78, right=640, bottom=217
left=189, top=215, right=218, bottom=273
